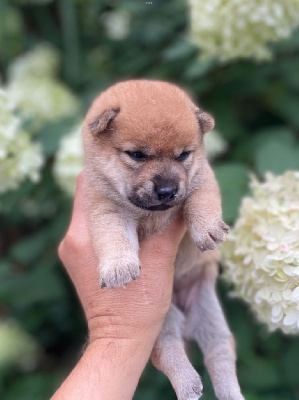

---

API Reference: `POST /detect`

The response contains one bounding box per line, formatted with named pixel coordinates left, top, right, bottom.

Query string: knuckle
left=61, top=232, right=89, bottom=256
left=57, top=240, right=65, bottom=261
left=75, top=169, right=85, bottom=190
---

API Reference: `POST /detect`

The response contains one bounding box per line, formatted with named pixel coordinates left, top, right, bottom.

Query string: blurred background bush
left=0, top=0, right=299, bottom=399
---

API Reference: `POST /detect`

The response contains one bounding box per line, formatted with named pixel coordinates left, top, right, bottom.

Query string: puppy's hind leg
left=151, top=304, right=203, bottom=400
left=184, top=266, right=244, bottom=400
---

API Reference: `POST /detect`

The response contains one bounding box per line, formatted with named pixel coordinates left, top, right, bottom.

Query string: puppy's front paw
left=99, top=256, right=140, bottom=288
left=189, top=216, right=229, bottom=252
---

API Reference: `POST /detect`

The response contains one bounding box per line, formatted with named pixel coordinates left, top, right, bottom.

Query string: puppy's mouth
left=145, top=204, right=173, bottom=211
left=128, top=197, right=174, bottom=211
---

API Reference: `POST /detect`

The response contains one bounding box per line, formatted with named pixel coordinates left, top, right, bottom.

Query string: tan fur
left=83, top=80, right=243, bottom=400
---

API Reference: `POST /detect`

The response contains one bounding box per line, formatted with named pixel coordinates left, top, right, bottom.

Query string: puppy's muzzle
left=129, top=176, right=181, bottom=211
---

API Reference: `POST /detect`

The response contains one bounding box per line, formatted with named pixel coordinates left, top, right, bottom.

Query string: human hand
left=53, top=171, right=186, bottom=400
left=58, top=171, right=186, bottom=345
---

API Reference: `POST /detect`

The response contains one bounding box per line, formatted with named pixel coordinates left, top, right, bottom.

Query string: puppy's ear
left=194, top=108, right=215, bottom=134
left=89, top=108, right=120, bottom=135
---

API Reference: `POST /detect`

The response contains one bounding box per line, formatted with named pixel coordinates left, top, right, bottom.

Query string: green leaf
left=251, top=127, right=296, bottom=148
left=184, top=57, right=216, bottom=79
left=254, top=140, right=299, bottom=176
left=214, top=163, right=250, bottom=223
left=233, top=127, right=297, bottom=163
left=36, top=116, right=80, bottom=156
left=0, top=180, right=34, bottom=216
left=5, top=372, right=60, bottom=400
left=208, top=100, right=246, bottom=140
left=266, top=91, right=299, bottom=129
left=0, top=265, right=67, bottom=307
left=239, top=356, right=282, bottom=390
left=9, top=231, right=49, bottom=264
left=58, top=0, right=81, bottom=86
left=282, top=340, right=299, bottom=387
left=163, top=38, right=195, bottom=61
left=279, top=59, right=299, bottom=90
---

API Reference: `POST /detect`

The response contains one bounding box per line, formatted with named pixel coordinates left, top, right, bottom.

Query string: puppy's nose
left=155, top=185, right=177, bottom=201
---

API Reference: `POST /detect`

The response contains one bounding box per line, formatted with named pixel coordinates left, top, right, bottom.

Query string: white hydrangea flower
left=0, top=319, right=40, bottom=370
left=188, top=0, right=299, bottom=61
left=8, top=77, right=79, bottom=132
left=7, top=43, right=59, bottom=81
left=6, top=44, right=79, bottom=132
left=53, top=123, right=84, bottom=196
left=204, top=130, right=228, bottom=160
left=101, top=10, right=131, bottom=40
left=222, top=171, right=299, bottom=334
left=0, top=90, right=43, bottom=194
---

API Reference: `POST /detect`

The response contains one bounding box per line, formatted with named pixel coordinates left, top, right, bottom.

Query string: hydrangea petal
left=291, top=287, right=299, bottom=301
left=283, top=310, right=298, bottom=326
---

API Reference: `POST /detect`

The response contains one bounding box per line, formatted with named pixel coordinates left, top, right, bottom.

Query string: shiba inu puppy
left=83, top=80, right=244, bottom=400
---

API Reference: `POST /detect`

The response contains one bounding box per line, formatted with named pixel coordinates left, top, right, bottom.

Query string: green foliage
left=1, top=0, right=299, bottom=399
left=2, top=371, right=61, bottom=400
left=214, top=163, right=249, bottom=223
left=254, top=137, right=299, bottom=175
left=37, top=116, right=80, bottom=156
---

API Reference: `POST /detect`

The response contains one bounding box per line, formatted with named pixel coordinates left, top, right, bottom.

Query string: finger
left=58, top=170, right=96, bottom=278
left=67, top=170, right=90, bottom=236
left=161, top=214, right=186, bottom=247
left=140, top=215, right=186, bottom=263
left=58, top=170, right=90, bottom=261
left=148, top=214, right=186, bottom=248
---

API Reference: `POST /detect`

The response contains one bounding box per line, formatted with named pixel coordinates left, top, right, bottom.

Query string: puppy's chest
left=137, top=205, right=181, bottom=240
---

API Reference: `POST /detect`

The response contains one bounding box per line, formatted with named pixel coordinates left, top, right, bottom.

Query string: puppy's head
left=83, top=80, right=214, bottom=211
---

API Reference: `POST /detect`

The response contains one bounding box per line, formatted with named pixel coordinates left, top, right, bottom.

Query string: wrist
left=87, top=310, right=166, bottom=345
left=52, top=334, right=157, bottom=400
left=85, top=336, right=155, bottom=399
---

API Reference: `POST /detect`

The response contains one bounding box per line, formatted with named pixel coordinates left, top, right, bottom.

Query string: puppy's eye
left=125, top=151, right=147, bottom=162
left=177, top=151, right=191, bottom=162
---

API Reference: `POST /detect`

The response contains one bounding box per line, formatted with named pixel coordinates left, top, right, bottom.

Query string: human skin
left=51, top=172, right=186, bottom=400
